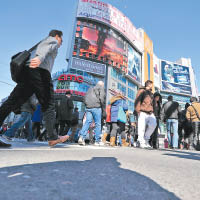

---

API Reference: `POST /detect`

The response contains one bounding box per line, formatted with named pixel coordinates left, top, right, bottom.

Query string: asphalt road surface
left=0, top=140, right=200, bottom=200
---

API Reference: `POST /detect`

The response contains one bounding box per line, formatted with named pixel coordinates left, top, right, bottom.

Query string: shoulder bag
left=10, top=41, right=41, bottom=83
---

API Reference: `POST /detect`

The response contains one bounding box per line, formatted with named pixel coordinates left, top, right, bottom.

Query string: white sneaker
left=94, top=141, right=105, bottom=146
left=139, top=143, right=148, bottom=148
left=78, top=136, right=85, bottom=146
left=145, top=140, right=152, bottom=148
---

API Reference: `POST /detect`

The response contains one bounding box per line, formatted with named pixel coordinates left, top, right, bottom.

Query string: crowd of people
left=0, top=29, right=200, bottom=151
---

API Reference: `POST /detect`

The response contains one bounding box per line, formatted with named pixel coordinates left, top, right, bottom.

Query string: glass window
left=128, top=100, right=134, bottom=112
left=117, top=83, right=126, bottom=96
left=128, top=88, right=134, bottom=99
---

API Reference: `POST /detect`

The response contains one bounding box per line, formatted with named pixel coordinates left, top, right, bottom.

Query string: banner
left=161, top=60, right=192, bottom=95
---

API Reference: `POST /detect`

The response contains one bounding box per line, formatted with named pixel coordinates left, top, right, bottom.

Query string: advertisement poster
left=161, top=60, right=192, bottom=95
left=153, top=55, right=160, bottom=88
left=73, top=20, right=128, bottom=67
left=127, top=44, right=141, bottom=82
left=144, top=32, right=153, bottom=82
left=77, top=0, right=140, bottom=44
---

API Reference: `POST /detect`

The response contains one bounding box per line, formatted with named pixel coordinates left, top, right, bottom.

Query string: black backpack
left=10, top=41, right=40, bottom=83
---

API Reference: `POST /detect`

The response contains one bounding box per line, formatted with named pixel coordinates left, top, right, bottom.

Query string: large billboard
left=77, top=0, right=141, bottom=45
left=74, top=20, right=127, bottom=68
left=127, top=44, right=141, bottom=82
left=73, top=19, right=142, bottom=84
left=144, top=32, right=153, bottom=84
left=161, top=60, right=192, bottom=95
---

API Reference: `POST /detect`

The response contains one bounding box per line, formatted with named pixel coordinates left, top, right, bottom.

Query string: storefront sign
left=71, top=57, right=106, bottom=76
left=58, top=74, right=84, bottom=83
left=55, top=89, right=86, bottom=97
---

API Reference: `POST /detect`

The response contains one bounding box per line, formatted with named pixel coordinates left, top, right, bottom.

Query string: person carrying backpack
left=0, top=30, right=69, bottom=147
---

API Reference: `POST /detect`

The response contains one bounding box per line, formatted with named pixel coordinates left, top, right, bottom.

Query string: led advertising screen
left=161, top=60, right=192, bottom=95
left=74, top=20, right=127, bottom=68
left=127, top=44, right=141, bottom=82
left=73, top=19, right=142, bottom=84
left=77, top=0, right=140, bottom=44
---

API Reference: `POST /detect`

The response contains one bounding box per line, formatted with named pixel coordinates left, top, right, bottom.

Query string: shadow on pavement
left=158, top=148, right=200, bottom=161
left=0, top=157, right=180, bottom=200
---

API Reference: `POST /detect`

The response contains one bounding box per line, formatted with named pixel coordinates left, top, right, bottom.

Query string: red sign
left=55, top=89, right=85, bottom=97
left=58, top=74, right=84, bottom=83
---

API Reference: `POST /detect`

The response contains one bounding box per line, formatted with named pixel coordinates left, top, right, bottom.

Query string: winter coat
left=58, top=96, right=74, bottom=121
left=71, top=110, right=79, bottom=126
left=110, top=96, right=128, bottom=123
left=21, top=95, right=37, bottom=115
left=84, top=85, right=105, bottom=109
left=134, top=87, right=154, bottom=114
left=186, top=102, right=200, bottom=122
left=161, top=100, right=181, bottom=121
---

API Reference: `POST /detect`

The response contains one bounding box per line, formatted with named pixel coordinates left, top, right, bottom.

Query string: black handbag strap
left=191, top=105, right=200, bottom=120
left=28, top=41, right=42, bottom=52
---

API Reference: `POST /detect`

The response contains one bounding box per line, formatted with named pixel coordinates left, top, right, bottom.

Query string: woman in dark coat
left=58, top=91, right=74, bottom=136
left=150, top=92, right=162, bottom=149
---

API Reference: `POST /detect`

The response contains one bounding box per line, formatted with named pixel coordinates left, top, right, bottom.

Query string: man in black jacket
left=161, top=95, right=181, bottom=149
left=58, top=91, right=74, bottom=136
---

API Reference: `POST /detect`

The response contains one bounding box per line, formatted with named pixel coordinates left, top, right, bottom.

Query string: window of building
left=128, top=100, right=134, bottom=112
left=117, top=82, right=126, bottom=96
left=128, top=88, right=134, bottom=99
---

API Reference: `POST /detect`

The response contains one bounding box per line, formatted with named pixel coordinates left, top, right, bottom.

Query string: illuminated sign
left=54, top=89, right=85, bottom=97
left=77, top=0, right=141, bottom=45
left=58, top=74, right=84, bottom=83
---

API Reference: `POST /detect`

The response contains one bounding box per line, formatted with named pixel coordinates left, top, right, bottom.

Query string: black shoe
left=0, top=138, right=11, bottom=148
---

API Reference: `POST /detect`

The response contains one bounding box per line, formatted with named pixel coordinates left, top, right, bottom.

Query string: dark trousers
left=191, top=122, right=200, bottom=148
left=110, top=122, right=126, bottom=139
left=59, top=120, right=71, bottom=136
left=0, top=68, right=57, bottom=140
left=150, top=118, right=159, bottom=148
left=32, top=122, right=41, bottom=139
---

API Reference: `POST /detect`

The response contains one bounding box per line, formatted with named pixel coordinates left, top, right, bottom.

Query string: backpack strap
left=191, top=105, right=200, bottom=120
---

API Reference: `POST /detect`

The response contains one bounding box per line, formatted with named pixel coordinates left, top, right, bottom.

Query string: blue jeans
left=80, top=108, right=102, bottom=142
left=167, top=119, right=178, bottom=148
left=4, top=112, right=34, bottom=140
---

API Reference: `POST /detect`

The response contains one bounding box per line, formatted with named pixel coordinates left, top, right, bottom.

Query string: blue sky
left=0, top=0, right=200, bottom=100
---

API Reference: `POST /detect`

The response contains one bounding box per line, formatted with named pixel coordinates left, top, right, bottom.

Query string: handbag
left=117, top=101, right=127, bottom=123
left=10, top=41, right=41, bottom=83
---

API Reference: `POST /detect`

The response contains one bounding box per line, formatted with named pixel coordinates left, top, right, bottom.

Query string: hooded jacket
left=84, top=85, right=105, bottom=109
left=110, top=95, right=128, bottom=122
